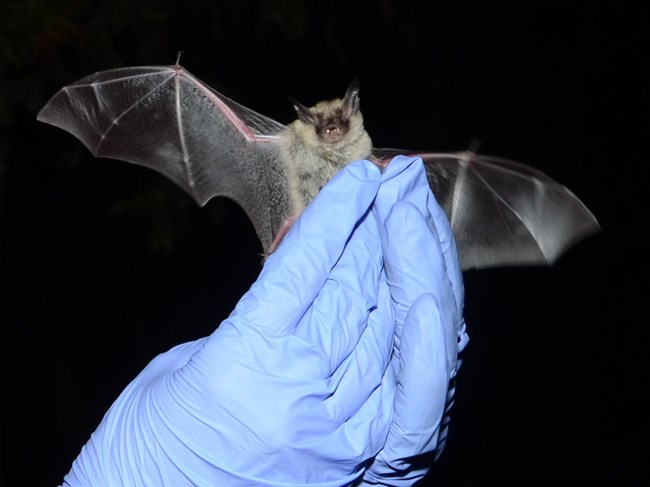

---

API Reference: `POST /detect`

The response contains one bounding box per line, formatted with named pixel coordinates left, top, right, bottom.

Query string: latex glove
left=61, top=156, right=466, bottom=487
left=359, top=156, right=467, bottom=485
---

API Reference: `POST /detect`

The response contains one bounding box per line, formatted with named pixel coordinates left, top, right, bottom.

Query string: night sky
left=1, top=2, right=647, bottom=486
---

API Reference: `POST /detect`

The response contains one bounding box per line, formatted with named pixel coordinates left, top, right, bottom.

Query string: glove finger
left=374, top=155, right=463, bottom=322
left=362, top=293, right=449, bottom=485
left=269, top=279, right=397, bottom=467
left=361, top=202, right=460, bottom=485
left=381, top=200, right=459, bottom=377
left=309, top=276, right=395, bottom=423
left=425, top=182, right=465, bottom=335
left=289, top=157, right=428, bottom=400
left=228, top=160, right=381, bottom=335
left=293, top=204, right=388, bottom=372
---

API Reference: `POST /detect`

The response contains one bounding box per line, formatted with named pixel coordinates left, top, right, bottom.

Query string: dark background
left=1, top=1, right=647, bottom=486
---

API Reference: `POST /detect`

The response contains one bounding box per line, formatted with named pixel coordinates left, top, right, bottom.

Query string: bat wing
left=373, top=148, right=600, bottom=271
left=37, top=64, right=292, bottom=253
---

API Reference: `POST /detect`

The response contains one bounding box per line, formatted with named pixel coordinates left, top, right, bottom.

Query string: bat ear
left=342, top=78, right=361, bottom=119
left=288, top=96, right=317, bottom=125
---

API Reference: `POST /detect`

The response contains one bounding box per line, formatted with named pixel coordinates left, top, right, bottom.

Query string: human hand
left=61, top=156, right=466, bottom=487
left=359, top=155, right=467, bottom=485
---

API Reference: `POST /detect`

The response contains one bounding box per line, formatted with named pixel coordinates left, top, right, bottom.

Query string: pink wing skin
left=37, top=67, right=599, bottom=269
left=37, top=64, right=293, bottom=254
left=176, top=67, right=277, bottom=145
left=373, top=148, right=600, bottom=270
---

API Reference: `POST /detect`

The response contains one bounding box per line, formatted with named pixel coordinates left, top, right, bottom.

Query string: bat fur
left=280, top=79, right=373, bottom=214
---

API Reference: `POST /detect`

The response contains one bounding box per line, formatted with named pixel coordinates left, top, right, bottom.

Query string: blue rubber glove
left=359, top=156, right=467, bottom=485
left=61, top=156, right=467, bottom=487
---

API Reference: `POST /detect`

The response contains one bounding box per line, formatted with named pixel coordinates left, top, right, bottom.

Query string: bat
left=36, top=62, right=600, bottom=270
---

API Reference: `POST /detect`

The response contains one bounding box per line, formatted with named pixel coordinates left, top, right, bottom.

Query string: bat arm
left=179, top=67, right=279, bottom=144
left=266, top=214, right=300, bottom=256
left=372, top=150, right=471, bottom=228
left=79, top=75, right=175, bottom=155
left=449, top=153, right=471, bottom=229
left=449, top=150, right=544, bottom=248
left=174, top=72, right=193, bottom=188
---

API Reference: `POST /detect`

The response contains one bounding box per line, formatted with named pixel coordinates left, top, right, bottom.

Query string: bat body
left=37, top=63, right=600, bottom=270
left=281, top=79, right=372, bottom=214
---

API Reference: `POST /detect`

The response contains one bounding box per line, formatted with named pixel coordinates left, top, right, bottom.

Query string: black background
left=1, top=1, right=647, bottom=486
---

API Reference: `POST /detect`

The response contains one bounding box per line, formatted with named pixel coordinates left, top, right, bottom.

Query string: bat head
left=288, top=79, right=364, bottom=145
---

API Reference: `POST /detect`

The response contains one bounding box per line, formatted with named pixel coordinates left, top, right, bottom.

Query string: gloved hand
left=359, top=155, right=467, bottom=485
left=61, top=156, right=467, bottom=487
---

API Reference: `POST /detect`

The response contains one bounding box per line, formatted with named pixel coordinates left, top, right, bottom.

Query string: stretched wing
left=373, top=148, right=600, bottom=270
left=37, top=64, right=292, bottom=253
